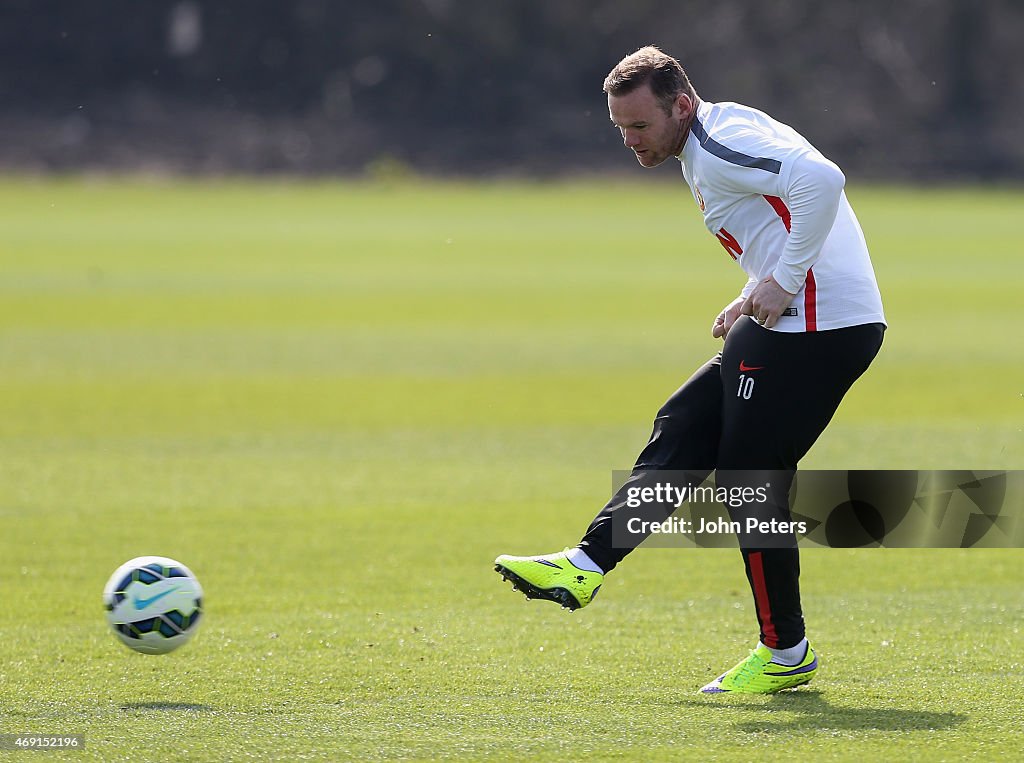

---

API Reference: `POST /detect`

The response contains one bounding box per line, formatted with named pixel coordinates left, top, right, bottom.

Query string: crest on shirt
left=694, top=186, right=705, bottom=211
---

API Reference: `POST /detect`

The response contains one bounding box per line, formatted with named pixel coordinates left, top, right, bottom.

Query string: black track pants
left=579, top=318, right=885, bottom=648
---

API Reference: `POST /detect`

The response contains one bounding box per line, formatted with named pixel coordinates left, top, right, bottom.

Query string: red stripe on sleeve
left=764, top=194, right=816, bottom=331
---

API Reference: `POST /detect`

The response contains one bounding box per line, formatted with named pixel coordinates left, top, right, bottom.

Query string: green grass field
left=1, top=178, right=1021, bottom=761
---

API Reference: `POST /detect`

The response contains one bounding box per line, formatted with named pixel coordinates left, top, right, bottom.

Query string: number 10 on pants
left=737, top=374, right=755, bottom=399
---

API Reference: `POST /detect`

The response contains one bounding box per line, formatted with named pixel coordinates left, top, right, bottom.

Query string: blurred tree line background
left=2, top=0, right=1021, bottom=178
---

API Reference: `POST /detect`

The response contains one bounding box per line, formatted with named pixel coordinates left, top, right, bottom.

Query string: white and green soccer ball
left=103, top=556, right=203, bottom=655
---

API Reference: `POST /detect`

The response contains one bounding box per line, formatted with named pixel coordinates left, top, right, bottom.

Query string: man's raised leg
left=495, top=356, right=722, bottom=609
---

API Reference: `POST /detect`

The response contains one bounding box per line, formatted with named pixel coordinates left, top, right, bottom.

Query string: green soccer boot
left=700, top=643, right=818, bottom=694
left=494, top=549, right=603, bottom=611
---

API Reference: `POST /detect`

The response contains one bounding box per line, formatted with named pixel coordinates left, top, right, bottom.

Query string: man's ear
left=676, top=93, right=694, bottom=119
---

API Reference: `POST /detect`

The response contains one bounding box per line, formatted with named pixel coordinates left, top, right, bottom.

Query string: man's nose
left=623, top=130, right=640, bottom=148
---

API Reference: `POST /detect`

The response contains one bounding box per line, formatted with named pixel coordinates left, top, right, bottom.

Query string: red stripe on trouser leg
left=748, top=551, right=778, bottom=648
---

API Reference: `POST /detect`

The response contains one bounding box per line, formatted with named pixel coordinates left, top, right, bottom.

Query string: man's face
left=608, top=84, right=689, bottom=168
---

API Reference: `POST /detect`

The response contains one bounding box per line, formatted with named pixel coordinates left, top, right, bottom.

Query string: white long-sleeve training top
left=678, top=100, right=886, bottom=333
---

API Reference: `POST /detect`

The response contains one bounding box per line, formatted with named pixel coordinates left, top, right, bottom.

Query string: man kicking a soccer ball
left=495, top=46, right=886, bottom=694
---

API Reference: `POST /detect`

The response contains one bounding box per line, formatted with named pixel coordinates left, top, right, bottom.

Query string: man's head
left=604, top=46, right=698, bottom=168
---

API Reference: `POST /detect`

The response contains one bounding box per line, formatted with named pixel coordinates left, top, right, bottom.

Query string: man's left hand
left=740, top=275, right=797, bottom=329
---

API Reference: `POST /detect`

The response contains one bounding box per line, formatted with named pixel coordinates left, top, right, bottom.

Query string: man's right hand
left=712, top=296, right=746, bottom=340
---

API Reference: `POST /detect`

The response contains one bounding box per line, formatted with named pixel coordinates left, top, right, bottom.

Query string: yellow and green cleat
left=494, top=549, right=603, bottom=611
left=700, top=643, right=818, bottom=694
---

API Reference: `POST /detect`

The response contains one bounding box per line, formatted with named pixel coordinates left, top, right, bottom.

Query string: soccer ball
left=103, top=556, right=203, bottom=655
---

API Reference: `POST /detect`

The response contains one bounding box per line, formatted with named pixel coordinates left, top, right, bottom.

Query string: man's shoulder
left=700, top=100, right=767, bottom=119
left=697, top=101, right=789, bottom=142
left=691, top=100, right=812, bottom=169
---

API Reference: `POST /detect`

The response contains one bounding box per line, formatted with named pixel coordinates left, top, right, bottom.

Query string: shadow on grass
left=676, top=689, right=966, bottom=733
left=119, top=702, right=215, bottom=713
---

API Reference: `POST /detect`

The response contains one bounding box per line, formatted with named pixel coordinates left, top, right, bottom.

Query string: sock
left=565, top=547, right=604, bottom=574
left=762, top=638, right=808, bottom=666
